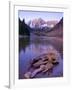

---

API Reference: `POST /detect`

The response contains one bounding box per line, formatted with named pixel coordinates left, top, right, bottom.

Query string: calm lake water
left=19, top=35, right=63, bottom=79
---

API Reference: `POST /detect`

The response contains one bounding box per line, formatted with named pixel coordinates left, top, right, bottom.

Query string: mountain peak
left=27, top=18, right=58, bottom=29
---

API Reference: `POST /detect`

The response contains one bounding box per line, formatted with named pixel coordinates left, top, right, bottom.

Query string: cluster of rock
left=24, top=51, right=59, bottom=79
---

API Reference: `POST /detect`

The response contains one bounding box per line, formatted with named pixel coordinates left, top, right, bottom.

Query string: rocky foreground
left=24, top=49, right=60, bottom=79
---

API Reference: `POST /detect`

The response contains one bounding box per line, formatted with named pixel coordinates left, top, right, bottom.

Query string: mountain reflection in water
left=19, top=36, right=63, bottom=79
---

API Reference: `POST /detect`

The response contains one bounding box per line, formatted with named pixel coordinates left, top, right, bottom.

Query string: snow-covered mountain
left=27, top=18, right=58, bottom=29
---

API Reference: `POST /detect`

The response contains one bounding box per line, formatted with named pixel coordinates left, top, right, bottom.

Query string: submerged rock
left=42, top=62, right=53, bottom=73
left=24, top=72, right=31, bottom=79
left=24, top=51, right=59, bottom=79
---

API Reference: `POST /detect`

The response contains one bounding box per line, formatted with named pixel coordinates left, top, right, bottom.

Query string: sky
left=18, top=10, right=63, bottom=23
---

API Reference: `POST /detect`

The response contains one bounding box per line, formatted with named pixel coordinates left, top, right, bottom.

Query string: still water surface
left=19, top=35, right=63, bottom=79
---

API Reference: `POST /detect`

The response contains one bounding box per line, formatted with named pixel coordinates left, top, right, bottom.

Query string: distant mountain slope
left=32, top=18, right=63, bottom=37
left=19, top=17, right=63, bottom=37
left=28, top=18, right=58, bottom=29
left=46, top=18, right=63, bottom=37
